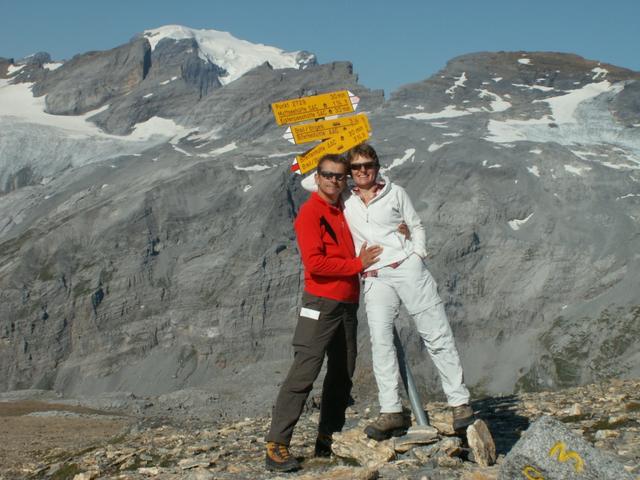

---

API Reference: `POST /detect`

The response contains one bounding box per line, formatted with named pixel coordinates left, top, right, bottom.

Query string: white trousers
left=363, top=254, right=470, bottom=412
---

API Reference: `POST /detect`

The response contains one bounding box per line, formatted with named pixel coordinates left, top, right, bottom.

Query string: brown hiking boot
left=452, top=404, right=476, bottom=431
left=364, top=412, right=410, bottom=441
left=265, top=441, right=301, bottom=472
left=314, top=433, right=332, bottom=457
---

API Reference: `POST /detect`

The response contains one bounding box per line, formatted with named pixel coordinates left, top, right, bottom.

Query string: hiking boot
left=265, top=442, right=301, bottom=472
left=314, top=433, right=332, bottom=457
left=364, top=412, right=410, bottom=441
left=452, top=404, right=476, bottom=431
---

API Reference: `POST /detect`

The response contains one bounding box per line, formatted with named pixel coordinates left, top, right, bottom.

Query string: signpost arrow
left=286, top=113, right=371, bottom=145
left=292, top=121, right=370, bottom=174
left=271, top=90, right=360, bottom=126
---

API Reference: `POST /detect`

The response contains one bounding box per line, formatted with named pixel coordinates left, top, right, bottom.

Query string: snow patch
left=428, top=142, right=451, bottom=152
left=445, top=72, right=467, bottom=97
left=234, top=164, right=271, bottom=171
left=267, top=151, right=303, bottom=158
left=512, top=83, right=555, bottom=92
left=518, top=58, right=531, bottom=65
left=508, top=212, right=534, bottom=230
left=564, top=164, right=592, bottom=176
left=482, top=160, right=502, bottom=168
left=7, top=65, right=25, bottom=75
left=398, top=106, right=471, bottom=121
left=538, top=81, right=620, bottom=124
left=208, top=142, right=238, bottom=156
left=529, top=149, right=542, bottom=154
left=486, top=116, right=551, bottom=143
left=242, top=185, right=252, bottom=192
left=475, top=89, right=511, bottom=112
left=143, top=25, right=310, bottom=85
left=43, top=63, right=63, bottom=71
left=160, top=76, right=178, bottom=85
left=591, top=67, right=608, bottom=80
left=527, top=166, right=540, bottom=177
left=381, top=148, right=416, bottom=173
left=617, top=193, right=640, bottom=200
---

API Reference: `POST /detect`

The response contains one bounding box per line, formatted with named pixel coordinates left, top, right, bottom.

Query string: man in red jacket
left=265, top=154, right=382, bottom=472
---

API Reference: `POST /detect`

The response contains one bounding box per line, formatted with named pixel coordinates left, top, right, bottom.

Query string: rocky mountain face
left=0, top=28, right=638, bottom=419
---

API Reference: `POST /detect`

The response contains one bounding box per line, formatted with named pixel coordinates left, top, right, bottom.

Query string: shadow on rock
left=472, top=394, right=530, bottom=456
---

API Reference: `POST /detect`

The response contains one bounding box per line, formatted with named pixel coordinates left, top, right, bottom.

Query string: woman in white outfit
left=342, top=143, right=474, bottom=440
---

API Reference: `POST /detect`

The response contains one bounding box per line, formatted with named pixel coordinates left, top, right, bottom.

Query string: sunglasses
left=318, top=170, right=347, bottom=181
left=350, top=162, right=378, bottom=171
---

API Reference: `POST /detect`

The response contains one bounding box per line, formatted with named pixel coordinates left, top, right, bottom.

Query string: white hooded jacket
left=342, top=179, right=428, bottom=272
left=301, top=174, right=429, bottom=272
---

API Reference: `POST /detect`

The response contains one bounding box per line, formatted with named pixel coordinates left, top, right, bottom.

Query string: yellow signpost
left=271, top=90, right=356, bottom=126
left=286, top=113, right=371, bottom=144
left=295, top=122, right=370, bottom=174
left=271, top=89, right=370, bottom=174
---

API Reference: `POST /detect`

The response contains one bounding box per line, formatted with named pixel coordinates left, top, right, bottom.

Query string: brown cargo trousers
left=266, top=292, right=358, bottom=445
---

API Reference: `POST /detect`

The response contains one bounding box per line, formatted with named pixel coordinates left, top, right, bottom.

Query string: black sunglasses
left=350, top=161, right=378, bottom=171
left=318, top=170, right=347, bottom=181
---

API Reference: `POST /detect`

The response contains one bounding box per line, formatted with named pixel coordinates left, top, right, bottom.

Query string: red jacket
left=294, top=192, right=362, bottom=303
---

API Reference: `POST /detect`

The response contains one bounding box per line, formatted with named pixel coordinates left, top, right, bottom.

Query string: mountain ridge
left=0, top=26, right=638, bottom=418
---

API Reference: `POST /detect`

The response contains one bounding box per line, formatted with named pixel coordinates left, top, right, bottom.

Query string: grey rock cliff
left=32, top=38, right=151, bottom=115
left=0, top=35, right=638, bottom=417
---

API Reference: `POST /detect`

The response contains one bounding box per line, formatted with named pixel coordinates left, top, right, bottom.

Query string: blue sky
left=2, top=0, right=638, bottom=95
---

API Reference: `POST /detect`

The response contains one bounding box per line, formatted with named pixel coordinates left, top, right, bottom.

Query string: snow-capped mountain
left=0, top=29, right=638, bottom=416
left=141, top=25, right=315, bottom=84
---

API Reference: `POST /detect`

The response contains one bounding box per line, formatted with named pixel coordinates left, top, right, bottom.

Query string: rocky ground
left=1, top=378, right=638, bottom=480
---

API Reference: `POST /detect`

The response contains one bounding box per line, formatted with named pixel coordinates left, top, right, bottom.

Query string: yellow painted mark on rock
left=522, top=465, right=545, bottom=479
left=549, top=441, right=585, bottom=473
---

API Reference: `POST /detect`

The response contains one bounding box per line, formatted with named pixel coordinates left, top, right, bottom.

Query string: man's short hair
left=346, top=143, right=379, bottom=166
left=317, top=153, right=348, bottom=172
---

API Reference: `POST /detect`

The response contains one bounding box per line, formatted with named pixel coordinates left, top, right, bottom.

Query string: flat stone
left=460, top=466, right=499, bottom=479
left=178, top=458, right=213, bottom=470
left=499, top=416, right=635, bottom=480
left=137, top=467, right=160, bottom=475
left=72, top=474, right=95, bottom=480
left=393, top=425, right=440, bottom=453
left=595, top=429, right=619, bottom=440
left=184, top=467, right=216, bottom=480
left=413, top=437, right=463, bottom=463
left=467, top=419, right=496, bottom=467
left=436, top=455, right=463, bottom=468
left=295, top=466, right=379, bottom=479
left=332, top=427, right=395, bottom=467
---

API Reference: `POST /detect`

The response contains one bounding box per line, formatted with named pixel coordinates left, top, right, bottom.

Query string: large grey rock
left=32, top=38, right=151, bottom=115
left=498, top=416, right=634, bottom=479
left=18, top=52, right=51, bottom=66
left=88, top=37, right=225, bottom=135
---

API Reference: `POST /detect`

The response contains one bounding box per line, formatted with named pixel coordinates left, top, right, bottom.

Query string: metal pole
left=394, top=327, right=429, bottom=426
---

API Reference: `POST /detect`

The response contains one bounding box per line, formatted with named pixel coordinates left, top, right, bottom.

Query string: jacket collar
left=311, top=191, right=343, bottom=211
left=349, top=175, right=391, bottom=203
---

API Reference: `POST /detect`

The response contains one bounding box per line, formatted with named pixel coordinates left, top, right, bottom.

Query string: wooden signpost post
left=271, top=90, right=371, bottom=174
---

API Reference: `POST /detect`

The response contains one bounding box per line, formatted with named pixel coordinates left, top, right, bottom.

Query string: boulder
left=467, top=419, right=496, bottom=466
left=499, top=416, right=634, bottom=479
